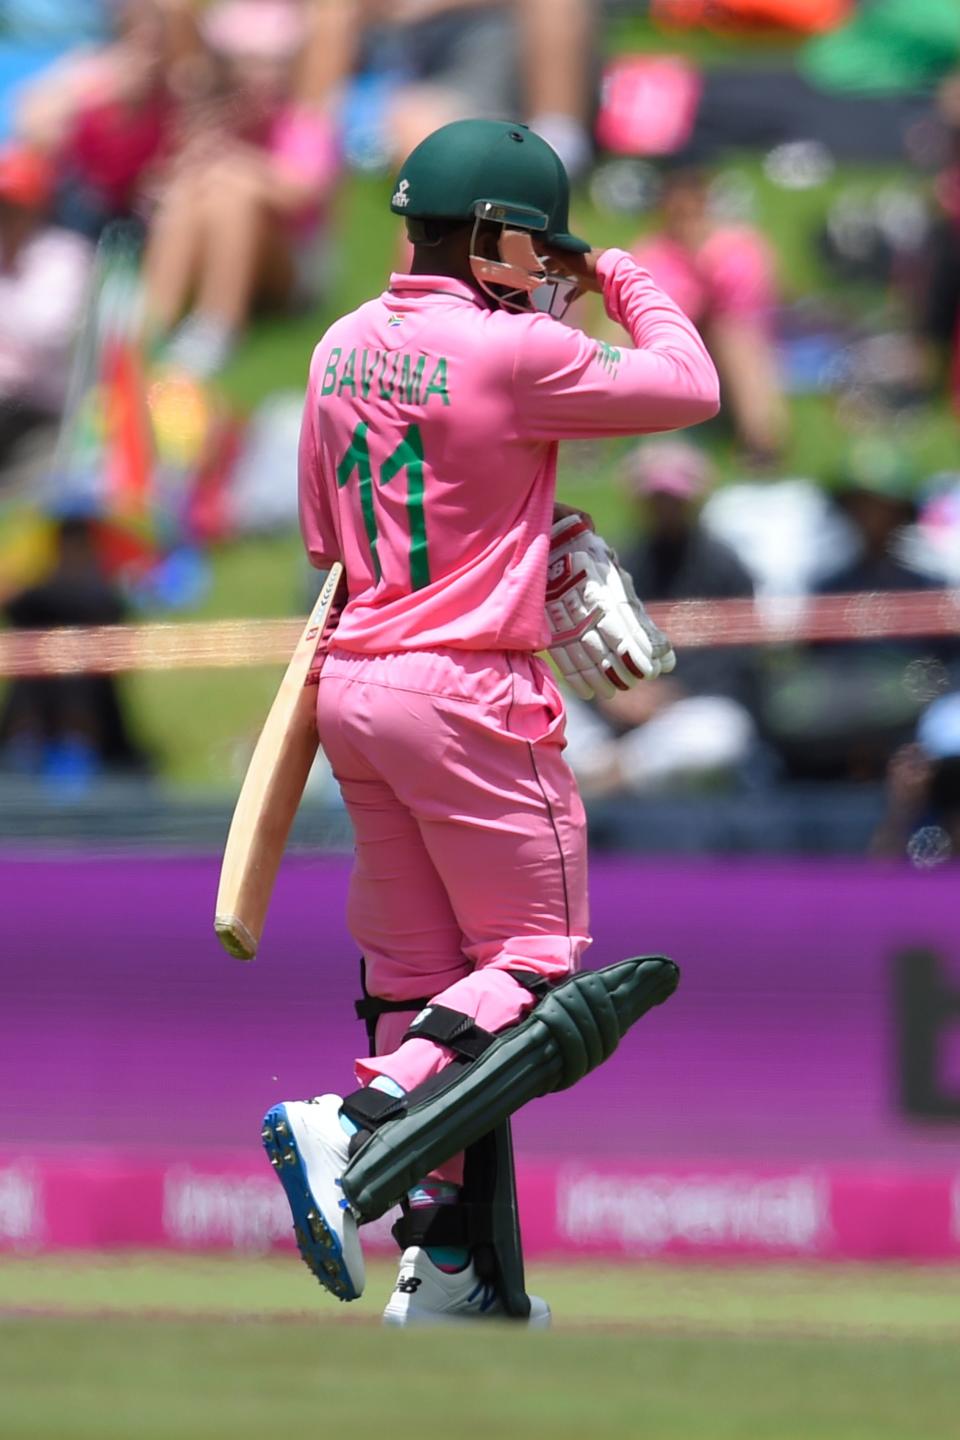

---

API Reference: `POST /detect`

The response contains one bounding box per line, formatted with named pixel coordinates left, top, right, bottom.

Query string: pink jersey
left=298, top=247, right=719, bottom=654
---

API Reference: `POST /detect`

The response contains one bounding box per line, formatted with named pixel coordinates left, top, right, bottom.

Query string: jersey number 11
left=337, top=421, right=430, bottom=591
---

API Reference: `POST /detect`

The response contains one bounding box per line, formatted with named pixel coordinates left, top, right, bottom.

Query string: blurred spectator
left=0, top=144, right=92, bottom=473
left=343, top=0, right=597, bottom=178
left=817, top=460, right=932, bottom=594
left=1, top=2, right=112, bottom=46
left=764, top=456, right=944, bottom=784
left=872, top=693, right=960, bottom=861
left=15, top=2, right=197, bottom=240
left=143, top=0, right=340, bottom=377
left=914, top=75, right=960, bottom=410
left=0, top=516, right=152, bottom=786
left=652, top=0, right=849, bottom=32
left=565, top=441, right=758, bottom=796
left=688, top=0, right=960, bottom=164
left=699, top=477, right=858, bottom=599
left=0, top=4, right=114, bottom=146
left=631, top=165, right=788, bottom=464
left=799, top=0, right=960, bottom=100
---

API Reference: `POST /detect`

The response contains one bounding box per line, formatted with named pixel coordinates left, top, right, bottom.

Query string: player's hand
left=545, top=515, right=676, bottom=701
left=553, top=501, right=594, bottom=530
left=539, top=246, right=606, bottom=295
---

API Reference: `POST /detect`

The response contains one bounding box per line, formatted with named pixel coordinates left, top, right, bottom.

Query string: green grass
left=1, top=1256, right=959, bottom=1439
left=5, top=1318, right=957, bottom=1440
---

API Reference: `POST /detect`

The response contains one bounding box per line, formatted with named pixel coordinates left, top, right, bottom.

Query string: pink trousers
left=315, top=647, right=590, bottom=1116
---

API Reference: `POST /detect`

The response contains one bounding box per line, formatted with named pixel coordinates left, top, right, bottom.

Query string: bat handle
left=214, top=915, right=258, bottom=961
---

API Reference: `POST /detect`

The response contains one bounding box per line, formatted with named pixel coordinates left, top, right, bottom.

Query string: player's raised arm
left=512, top=248, right=720, bottom=441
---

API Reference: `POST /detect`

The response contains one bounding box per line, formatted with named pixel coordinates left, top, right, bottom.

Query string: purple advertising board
left=2, top=854, right=959, bottom=1259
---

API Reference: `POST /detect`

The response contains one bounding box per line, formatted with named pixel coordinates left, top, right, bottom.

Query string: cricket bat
left=215, top=563, right=345, bottom=960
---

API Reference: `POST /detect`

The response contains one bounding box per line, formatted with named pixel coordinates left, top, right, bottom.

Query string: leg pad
left=342, top=956, right=679, bottom=1223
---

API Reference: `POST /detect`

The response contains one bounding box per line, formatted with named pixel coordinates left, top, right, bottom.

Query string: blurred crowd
left=564, top=436, right=960, bottom=865
left=0, top=0, right=959, bottom=863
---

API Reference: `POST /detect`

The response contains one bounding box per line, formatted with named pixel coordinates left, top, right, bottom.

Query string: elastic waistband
left=322, top=646, right=544, bottom=701
left=326, top=645, right=534, bottom=669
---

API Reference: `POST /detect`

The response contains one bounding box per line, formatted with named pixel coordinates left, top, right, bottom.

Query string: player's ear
left=472, top=221, right=501, bottom=260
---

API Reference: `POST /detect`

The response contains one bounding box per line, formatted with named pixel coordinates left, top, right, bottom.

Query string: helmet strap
left=406, top=217, right=461, bottom=247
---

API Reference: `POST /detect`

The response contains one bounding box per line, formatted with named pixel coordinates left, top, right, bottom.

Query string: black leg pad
left=340, top=956, right=679, bottom=1225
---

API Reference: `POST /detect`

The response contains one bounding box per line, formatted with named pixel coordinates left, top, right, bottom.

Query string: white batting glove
left=545, top=515, right=676, bottom=701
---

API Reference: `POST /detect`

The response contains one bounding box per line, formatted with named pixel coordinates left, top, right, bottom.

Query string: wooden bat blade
left=214, top=683, right=319, bottom=959
left=214, top=563, right=344, bottom=960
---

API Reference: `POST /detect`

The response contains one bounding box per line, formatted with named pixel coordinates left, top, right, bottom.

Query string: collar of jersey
left=388, top=272, right=486, bottom=308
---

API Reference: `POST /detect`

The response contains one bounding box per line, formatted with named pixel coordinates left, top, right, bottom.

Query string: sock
left=338, top=1082, right=470, bottom=1273
left=408, top=1180, right=469, bottom=1273
left=339, top=1074, right=405, bottom=1137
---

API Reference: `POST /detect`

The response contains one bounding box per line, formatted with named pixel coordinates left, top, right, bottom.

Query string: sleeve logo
left=595, top=341, right=621, bottom=376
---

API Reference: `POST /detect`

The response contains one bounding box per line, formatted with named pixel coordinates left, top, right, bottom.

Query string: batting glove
left=545, top=514, right=676, bottom=701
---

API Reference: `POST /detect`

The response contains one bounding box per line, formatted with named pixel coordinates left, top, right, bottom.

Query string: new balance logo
left=396, top=1276, right=422, bottom=1294
left=393, top=179, right=411, bottom=208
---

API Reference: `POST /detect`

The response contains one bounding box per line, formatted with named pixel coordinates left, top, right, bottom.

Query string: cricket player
left=265, top=119, right=719, bottom=1324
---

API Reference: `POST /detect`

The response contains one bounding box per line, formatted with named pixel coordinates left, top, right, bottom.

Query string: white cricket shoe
left=262, top=1094, right=365, bottom=1301
left=382, top=1247, right=551, bottom=1327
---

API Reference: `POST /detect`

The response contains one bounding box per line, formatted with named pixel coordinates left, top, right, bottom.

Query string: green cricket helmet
left=391, top=118, right=589, bottom=253
left=391, top=119, right=590, bottom=316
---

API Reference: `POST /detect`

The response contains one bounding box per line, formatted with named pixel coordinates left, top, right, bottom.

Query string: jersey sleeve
left=297, top=358, right=341, bottom=570
left=511, top=247, right=720, bottom=442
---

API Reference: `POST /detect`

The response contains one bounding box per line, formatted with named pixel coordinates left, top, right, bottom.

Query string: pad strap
left=355, top=970, right=550, bottom=1028
left=341, top=1004, right=496, bottom=1138
left=340, top=1086, right=406, bottom=1132
left=355, top=967, right=552, bottom=1054
left=390, top=1202, right=488, bottom=1251
left=508, top=969, right=553, bottom=1002
left=354, top=994, right=431, bottom=1024
left=403, top=1004, right=496, bottom=1061
left=354, top=953, right=432, bottom=1052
